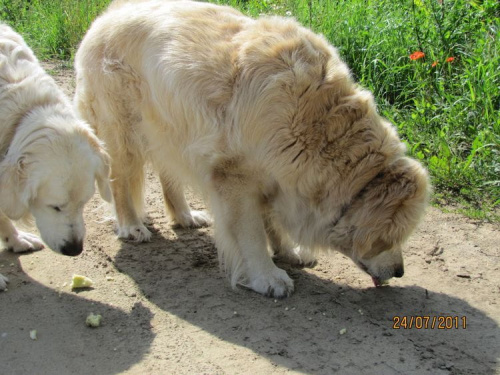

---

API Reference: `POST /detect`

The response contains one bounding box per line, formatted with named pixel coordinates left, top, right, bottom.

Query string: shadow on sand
left=0, top=253, right=154, bottom=375
left=113, top=227, right=498, bottom=375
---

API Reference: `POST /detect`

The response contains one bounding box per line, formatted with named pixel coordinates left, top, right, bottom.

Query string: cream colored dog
left=75, top=0, right=429, bottom=298
left=0, top=24, right=112, bottom=290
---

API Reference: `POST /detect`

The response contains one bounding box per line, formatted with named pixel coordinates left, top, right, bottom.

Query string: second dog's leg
left=0, top=211, right=44, bottom=253
left=263, top=205, right=317, bottom=268
left=159, top=173, right=211, bottom=228
left=211, top=166, right=294, bottom=298
left=0, top=211, right=44, bottom=290
left=111, top=157, right=152, bottom=242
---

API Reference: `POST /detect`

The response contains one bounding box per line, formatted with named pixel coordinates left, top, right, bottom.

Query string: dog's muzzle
left=61, top=240, right=84, bottom=256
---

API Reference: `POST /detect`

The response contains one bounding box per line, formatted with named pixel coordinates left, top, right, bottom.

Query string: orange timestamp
left=392, top=316, right=467, bottom=329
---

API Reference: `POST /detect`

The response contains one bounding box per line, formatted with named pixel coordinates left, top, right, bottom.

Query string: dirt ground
left=0, top=62, right=499, bottom=375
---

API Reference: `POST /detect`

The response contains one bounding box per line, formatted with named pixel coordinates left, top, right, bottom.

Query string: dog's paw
left=247, top=267, right=294, bottom=298
left=117, top=224, right=152, bottom=242
left=7, top=231, right=45, bottom=253
left=0, top=273, right=9, bottom=291
left=275, top=246, right=317, bottom=268
left=174, top=210, right=212, bottom=228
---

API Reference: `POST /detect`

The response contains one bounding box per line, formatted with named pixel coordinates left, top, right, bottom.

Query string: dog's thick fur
left=0, top=24, right=112, bottom=290
left=75, top=0, right=430, bottom=297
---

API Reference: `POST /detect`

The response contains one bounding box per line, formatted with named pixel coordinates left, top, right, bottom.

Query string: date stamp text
left=392, top=316, right=467, bottom=329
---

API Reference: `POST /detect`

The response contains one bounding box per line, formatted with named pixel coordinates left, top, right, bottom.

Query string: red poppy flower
left=446, top=57, right=455, bottom=63
left=409, top=51, right=425, bottom=60
left=431, top=61, right=438, bottom=67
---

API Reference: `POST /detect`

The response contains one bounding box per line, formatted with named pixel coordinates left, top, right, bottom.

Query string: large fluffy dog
left=0, top=24, right=112, bottom=290
left=75, top=0, right=429, bottom=298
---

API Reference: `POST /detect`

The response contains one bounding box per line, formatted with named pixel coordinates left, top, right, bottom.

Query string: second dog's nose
left=61, top=240, right=83, bottom=256
left=394, top=265, right=404, bottom=278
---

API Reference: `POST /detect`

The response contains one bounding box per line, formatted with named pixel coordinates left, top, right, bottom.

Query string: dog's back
left=0, top=24, right=40, bottom=86
left=0, top=24, right=69, bottom=157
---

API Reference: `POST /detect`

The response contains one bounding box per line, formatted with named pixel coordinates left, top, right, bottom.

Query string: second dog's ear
left=0, top=155, right=30, bottom=219
left=77, top=124, right=113, bottom=203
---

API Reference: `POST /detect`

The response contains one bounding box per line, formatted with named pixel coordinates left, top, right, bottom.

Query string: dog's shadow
left=113, top=227, right=499, bottom=375
left=0, top=253, right=154, bottom=375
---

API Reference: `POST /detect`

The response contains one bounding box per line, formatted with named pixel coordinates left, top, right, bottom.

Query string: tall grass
left=0, top=0, right=107, bottom=59
left=1, top=0, right=499, bottom=219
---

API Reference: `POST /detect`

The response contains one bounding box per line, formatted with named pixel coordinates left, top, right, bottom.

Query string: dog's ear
left=0, top=155, right=30, bottom=219
left=86, top=130, right=113, bottom=203
left=77, top=125, right=113, bottom=203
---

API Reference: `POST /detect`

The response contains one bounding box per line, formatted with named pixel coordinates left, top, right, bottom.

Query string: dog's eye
left=51, top=206, right=62, bottom=212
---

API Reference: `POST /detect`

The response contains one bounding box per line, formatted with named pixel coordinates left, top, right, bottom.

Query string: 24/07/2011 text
left=393, top=316, right=467, bottom=329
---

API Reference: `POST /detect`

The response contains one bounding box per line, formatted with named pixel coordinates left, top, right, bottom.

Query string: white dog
left=75, top=0, right=429, bottom=298
left=0, top=24, right=112, bottom=290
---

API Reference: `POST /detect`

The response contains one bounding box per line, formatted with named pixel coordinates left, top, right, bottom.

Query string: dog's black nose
left=61, top=240, right=83, bottom=256
left=394, top=265, right=404, bottom=278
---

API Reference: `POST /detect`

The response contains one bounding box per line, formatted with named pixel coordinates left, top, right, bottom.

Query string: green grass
left=0, top=0, right=107, bottom=59
left=1, top=0, right=499, bottom=220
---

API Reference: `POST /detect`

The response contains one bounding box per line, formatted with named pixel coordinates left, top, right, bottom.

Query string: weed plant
left=0, top=0, right=107, bottom=59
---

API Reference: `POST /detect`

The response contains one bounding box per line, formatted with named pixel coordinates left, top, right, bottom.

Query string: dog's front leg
left=0, top=211, right=44, bottom=291
left=211, top=167, right=294, bottom=298
left=0, top=211, right=44, bottom=253
left=263, top=212, right=317, bottom=267
left=0, top=273, right=8, bottom=291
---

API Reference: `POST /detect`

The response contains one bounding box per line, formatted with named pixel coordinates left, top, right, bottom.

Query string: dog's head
left=0, top=119, right=111, bottom=256
left=328, top=157, right=429, bottom=285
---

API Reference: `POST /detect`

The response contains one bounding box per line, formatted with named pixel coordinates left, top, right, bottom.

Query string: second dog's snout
left=394, top=265, right=404, bottom=278
left=61, top=240, right=83, bottom=256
